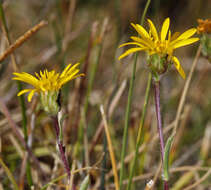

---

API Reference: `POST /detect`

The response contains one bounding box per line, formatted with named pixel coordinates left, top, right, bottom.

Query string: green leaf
left=79, top=175, right=89, bottom=190
left=163, top=135, right=174, bottom=181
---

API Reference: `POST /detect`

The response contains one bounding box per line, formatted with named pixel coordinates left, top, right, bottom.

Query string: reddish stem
left=154, top=81, right=169, bottom=190
left=164, top=180, right=169, bottom=190
left=154, top=81, right=165, bottom=161
left=52, top=116, right=70, bottom=178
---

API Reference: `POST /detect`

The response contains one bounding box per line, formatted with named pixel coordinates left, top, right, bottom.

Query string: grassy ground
left=0, top=0, right=210, bottom=190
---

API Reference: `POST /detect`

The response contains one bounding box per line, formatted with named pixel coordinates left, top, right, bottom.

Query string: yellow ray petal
left=60, top=73, right=85, bottom=87
left=161, top=18, right=170, bottom=41
left=13, top=72, right=39, bottom=88
left=172, top=38, right=199, bottom=49
left=28, top=89, right=37, bottom=102
left=59, top=69, right=80, bottom=86
left=131, top=23, right=150, bottom=39
left=118, top=47, right=145, bottom=60
left=130, top=36, right=152, bottom=48
left=17, top=89, right=32, bottom=96
left=60, top=64, right=73, bottom=78
left=167, top=30, right=171, bottom=43
left=172, top=56, right=186, bottom=79
left=13, top=72, right=38, bottom=82
left=65, top=63, right=81, bottom=76
left=171, top=32, right=180, bottom=41
left=35, top=72, right=41, bottom=80
left=147, top=19, right=159, bottom=41
left=176, top=28, right=197, bottom=41
left=40, top=70, right=45, bottom=79
left=119, top=42, right=144, bottom=48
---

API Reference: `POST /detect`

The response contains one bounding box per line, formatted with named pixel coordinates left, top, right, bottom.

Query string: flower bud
left=40, top=91, right=60, bottom=115
left=147, top=54, right=171, bottom=81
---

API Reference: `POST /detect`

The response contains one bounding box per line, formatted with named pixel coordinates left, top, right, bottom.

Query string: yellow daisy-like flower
left=197, top=19, right=211, bottom=34
left=119, top=18, right=199, bottom=79
left=13, top=63, right=84, bottom=102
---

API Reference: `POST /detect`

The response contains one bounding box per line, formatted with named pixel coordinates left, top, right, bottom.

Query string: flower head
left=197, top=19, right=211, bottom=62
left=197, top=19, right=211, bottom=34
left=119, top=18, right=199, bottom=79
left=13, top=63, right=84, bottom=114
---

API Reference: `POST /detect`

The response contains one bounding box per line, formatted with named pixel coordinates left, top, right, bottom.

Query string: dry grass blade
left=0, top=98, right=45, bottom=177
left=107, top=114, right=185, bottom=179
left=0, top=98, right=25, bottom=145
left=171, top=166, right=210, bottom=172
left=183, top=169, right=211, bottom=190
left=0, top=1, right=208, bottom=189
left=0, top=156, right=19, bottom=190
left=19, top=153, right=28, bottom=190
left=100, top=105, right=119, bottom=190
left=108, top=79, right=127, bottom=117
left=171, top=171, right=194, bottom=190
left=200, top=122, right=211, bottom=160
left=172, top=45, right=202, bottom=135
left=8, top=134, right=24, bottom=158
left=0, top=20, right=48, bottom=62
left=63, top=0, right=76, bottom=50
left=108, top=165, right=210, bottom=189
left=152, top=161, right=162, bottom=187
left=89, top=79, right=127, bottom=154
left=68, top=160, right=76, bottom=190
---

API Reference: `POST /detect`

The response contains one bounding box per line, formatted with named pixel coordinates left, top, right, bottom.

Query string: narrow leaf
left=163, top=135, right=174, bottom=181
left=79, top=175, right=89, bottom=190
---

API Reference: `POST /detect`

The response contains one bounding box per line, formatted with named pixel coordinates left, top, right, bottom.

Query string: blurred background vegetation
left=0, top=0, right=210, bottom=189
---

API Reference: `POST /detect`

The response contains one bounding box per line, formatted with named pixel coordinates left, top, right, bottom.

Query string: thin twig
left=0, top=98, right=45, bottom=177
left=89, top=79, right=127, bottom=154
left=107, top=114, right=185, bottom=179
left=63, top=0, right=76, bottom=50
left=67, top=22, right=98, bottom=147
left=152, top=161, right=162, bottom=188
left=68, top=160, right=76, bottom=190
left=108, top=165, right=210, bottom=189
left=76, top=18, right=108, bottom=158
left=0, top=20, right=48, bottom=62
left=41, top=165, right=100, bottom=190
left=82, top=109, right=90, bottom=166
left=0, top=156, right=19, bottom=190
left=19, top=153, right=28, bottom=190
left=172, top=45, right=202, bottom=135
left=183, top=169, right=211, bottom=190
left=172, top=141, right=201, bottom=168
left=100, top=105, right=119, bottom=190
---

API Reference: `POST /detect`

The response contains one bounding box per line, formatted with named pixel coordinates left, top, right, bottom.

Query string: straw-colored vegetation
left=0, top=1, right=210, bottom=190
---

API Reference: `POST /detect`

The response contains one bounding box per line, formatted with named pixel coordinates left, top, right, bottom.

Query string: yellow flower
left=13, top=63, right=84, bottom=102
left=197, top=19, right=211, bottom=34
left=119, top=18, right=199, bottom=79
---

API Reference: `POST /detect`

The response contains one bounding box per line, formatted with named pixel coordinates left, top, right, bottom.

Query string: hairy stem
left=154, top=81, right=169, bottom=190
left=52, top=116, right=70, bottom=179
left=154, top=81, right=165, bottom=160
